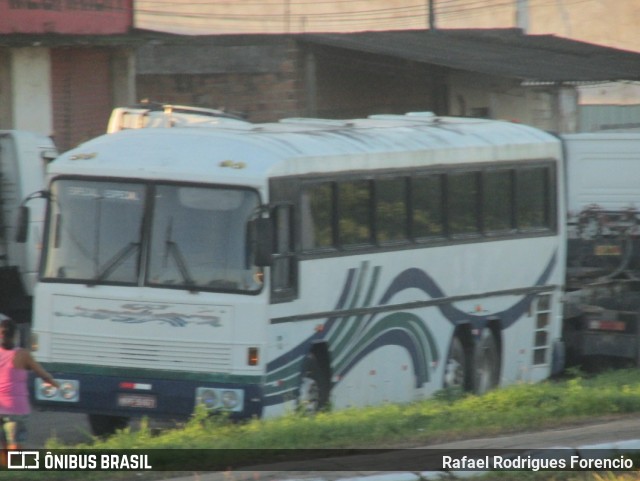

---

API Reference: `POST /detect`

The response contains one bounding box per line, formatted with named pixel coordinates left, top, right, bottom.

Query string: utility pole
left=515, top=0, right=528, bottom=33
left=428, top=0, right=436, bottom=30
left=284, top=0, right=290, bottom=33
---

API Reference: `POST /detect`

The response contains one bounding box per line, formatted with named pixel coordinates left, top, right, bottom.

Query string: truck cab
left=0, top=131, right=56, bottom=325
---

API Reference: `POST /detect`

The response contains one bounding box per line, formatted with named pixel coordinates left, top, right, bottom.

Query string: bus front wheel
left=297, top=354, right=329, bottom=414
left=443, top=336, right=468, bottom=391
left=473, top=329, right=500, bottom=395
left=88, top=414, right=130, bottom=437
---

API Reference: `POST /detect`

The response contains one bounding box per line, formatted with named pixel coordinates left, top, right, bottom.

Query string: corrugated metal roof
left=300, top=29, right=640, bottom=83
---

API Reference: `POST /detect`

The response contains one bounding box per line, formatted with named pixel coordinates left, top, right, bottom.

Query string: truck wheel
left=473, top=329, right=500, bottom=395
left=444, top=336, right=468, bottom=391
left=297, top=354, right=329, bottom=414
left=88, top=414, right=129, bottom=437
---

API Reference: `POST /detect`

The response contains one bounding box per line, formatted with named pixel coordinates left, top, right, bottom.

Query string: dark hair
left=0, top=317, right=16, bottom=350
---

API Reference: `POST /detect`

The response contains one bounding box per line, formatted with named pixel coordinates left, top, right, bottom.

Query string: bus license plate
left=594, top=245, right=621, bottom=256
left=117, top=393, right=157, bottom=409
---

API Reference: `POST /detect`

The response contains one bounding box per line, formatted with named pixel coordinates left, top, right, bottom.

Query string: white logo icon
left=7, top=451, right=39, bottom=469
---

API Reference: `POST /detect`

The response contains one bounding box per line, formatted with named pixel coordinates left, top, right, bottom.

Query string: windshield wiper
left=88, top=242, right=139, bottom=285
left=162, top=218, right=197, bottom=290
left=164, top=241, right=197, bottom=290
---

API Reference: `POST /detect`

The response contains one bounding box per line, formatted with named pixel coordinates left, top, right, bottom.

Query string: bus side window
left=301, top=183, right=335, bottom=251
left=516, top=166, right=550, bottom=230
left=271, top=204, right=297, bottom=300
left=448, top=171, right=481, bottom=236
left=483, top=169, right=514, bottom=233
left=375, top=177, right=409, bottom=244
left=412, top=174, right=445, bottom=240
left=338, top=180, right=372, bottom=247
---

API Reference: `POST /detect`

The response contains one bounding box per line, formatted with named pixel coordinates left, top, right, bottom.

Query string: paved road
left=30, top=410, right=182, bottom=447
left=30, top=410, right=93, bottom=448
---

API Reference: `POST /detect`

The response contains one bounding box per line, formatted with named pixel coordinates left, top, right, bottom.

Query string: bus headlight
left=221, top=390, right=239, bottom=409
left=40, top=383, right=58, bottom=399
left=198, top=389, right=218, bottom=409
left=195, top=387, right=244, bottom=412
left=60, top=381, right=78, bottom=400
left=35, top=379, right=79, bottom=402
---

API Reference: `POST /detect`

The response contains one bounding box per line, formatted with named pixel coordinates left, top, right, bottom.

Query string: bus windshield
left=42, top=179, right=262, bottom=293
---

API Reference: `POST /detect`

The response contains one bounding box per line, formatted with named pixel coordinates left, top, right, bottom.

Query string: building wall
left=51, top=48, right=114, bottom=150
left=310, top=46, right=443, bottom=119
left=133, top=0, right=640, bottom=129
left=136, top=40, right=447, bottom=123
left=136, top=39, right=307, bottom=122
left=0, top=46, right=136, bottom=151
left=1, top=0, right=133, bottom=34
left=448, top=71, right=578, bottom=132
left=2, top=0, right=137, bottom=150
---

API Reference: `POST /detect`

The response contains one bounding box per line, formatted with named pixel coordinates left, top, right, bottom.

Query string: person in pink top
left=0, top=316, right=58, bottom=451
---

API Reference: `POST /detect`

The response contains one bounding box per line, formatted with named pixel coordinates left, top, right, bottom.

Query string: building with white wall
left=0, top=2, right=138, bottom=151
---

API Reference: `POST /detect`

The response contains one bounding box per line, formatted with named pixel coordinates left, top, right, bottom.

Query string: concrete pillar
left=554, top=85, right=578, bottom=133
left=11, top=47, right=53, bottom=136
left=0, top=50, right=12, bottom=129
left=304, top=50, right=317, bottom=117
left=111, top=47, right=136, bottom=108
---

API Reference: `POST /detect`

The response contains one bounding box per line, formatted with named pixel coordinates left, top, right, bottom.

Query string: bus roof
left=50, top=113, right=561, bottom=186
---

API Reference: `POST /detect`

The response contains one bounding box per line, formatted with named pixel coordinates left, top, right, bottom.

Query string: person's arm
left=17, top=350, right=60, bottom=388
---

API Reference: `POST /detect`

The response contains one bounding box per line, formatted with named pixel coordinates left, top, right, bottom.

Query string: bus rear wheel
left=88, top=414, right=130, bottom=437
left=297, top=354, right=329, bottom=414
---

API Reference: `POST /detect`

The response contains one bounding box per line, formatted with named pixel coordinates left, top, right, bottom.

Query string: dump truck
left=562, top=131, right=640, bottom=367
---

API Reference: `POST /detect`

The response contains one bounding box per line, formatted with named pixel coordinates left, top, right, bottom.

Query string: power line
left=134, top=0, right=596, bottom=32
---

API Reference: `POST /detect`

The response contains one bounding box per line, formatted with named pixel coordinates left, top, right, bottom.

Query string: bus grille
left=49, top=333, right=232, bottom=373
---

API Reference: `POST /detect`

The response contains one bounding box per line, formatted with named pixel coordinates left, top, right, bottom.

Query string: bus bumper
left=29, top=371, right=263, bottom=420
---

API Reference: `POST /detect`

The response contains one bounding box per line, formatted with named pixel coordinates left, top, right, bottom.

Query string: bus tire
left=297, top=353, right=329, bottom=414
left=443, top=335, right=468, bottom=391
left=88, top=414, right=130, bottom=437
left=473, top=329, right=500, bottom=395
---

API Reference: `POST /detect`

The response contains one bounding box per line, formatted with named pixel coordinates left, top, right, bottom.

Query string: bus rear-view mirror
left=15, top=205, right=30, bottom=244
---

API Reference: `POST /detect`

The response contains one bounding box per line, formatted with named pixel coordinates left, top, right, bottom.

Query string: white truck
left=0, top=131, right=56, bottom=334
left=562, top=132, right=640, bottom=368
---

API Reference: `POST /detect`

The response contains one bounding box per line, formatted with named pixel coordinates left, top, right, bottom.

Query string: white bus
left=25, top=112, right=566, bottom=435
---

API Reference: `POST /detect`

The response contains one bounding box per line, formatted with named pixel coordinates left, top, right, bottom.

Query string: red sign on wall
left=0, top=0, right=133, bottom=34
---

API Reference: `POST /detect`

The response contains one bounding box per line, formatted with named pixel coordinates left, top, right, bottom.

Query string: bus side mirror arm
left=252, top=217, right=274, bottom=267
